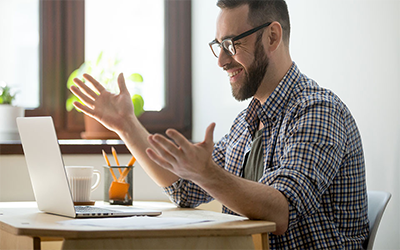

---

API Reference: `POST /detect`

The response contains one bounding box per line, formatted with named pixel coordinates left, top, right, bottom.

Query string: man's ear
left=264, top=21, right=283, bottom=52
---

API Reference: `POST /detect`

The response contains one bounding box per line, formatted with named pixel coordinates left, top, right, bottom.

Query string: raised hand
left=70, top=73, right=136, bottom=133
left=146, top=123, right=217, bottom=183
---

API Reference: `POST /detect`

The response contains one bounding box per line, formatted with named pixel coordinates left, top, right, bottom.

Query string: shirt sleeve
left=162, top=178, right=214, bottom=208
left=259, top=94, right=347, bottom=228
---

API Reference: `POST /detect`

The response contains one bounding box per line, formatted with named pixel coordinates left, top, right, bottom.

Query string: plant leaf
left=128, top=73, right=143, bottom=83
left=66, top=69, right=79, bottom=88
left=65, top=95, right=82, bottom=112
left=96, top=51, right=103, bottom=66
left=0, top=85, right=15, bottom=104
left=132, top=94, right=144, bottom=117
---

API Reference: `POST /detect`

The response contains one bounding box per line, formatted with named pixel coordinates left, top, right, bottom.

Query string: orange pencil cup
left=103, top=166, right=133, bottom=205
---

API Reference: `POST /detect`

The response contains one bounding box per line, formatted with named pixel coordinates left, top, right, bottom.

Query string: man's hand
left=146, top=123, right=216, bottom=183
left=70, top=73, right=136, bottom=133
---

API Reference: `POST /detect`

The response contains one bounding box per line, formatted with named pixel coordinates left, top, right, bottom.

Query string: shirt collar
left=245, top=62, right=300, bottom=128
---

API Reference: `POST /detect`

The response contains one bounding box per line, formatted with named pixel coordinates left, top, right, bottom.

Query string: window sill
left=0, top=140, right=130, bottom=155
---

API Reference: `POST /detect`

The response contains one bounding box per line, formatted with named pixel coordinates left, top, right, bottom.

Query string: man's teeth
left=228, top=69, right=241, bottom=77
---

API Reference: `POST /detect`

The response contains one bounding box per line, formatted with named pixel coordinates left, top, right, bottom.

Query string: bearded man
left=71, top=0, right=369, bottom=248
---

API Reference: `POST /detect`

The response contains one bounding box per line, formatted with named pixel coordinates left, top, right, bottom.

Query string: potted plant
left=0, top=82, right=25, bottom=140
left=66, top=52, right=145, bottom=139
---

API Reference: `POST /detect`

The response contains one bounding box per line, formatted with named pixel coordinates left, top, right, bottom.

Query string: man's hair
left=217, top=0, right=291, bottom=45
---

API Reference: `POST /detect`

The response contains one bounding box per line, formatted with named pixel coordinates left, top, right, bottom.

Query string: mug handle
left=91, top=170, right=101, bottom=191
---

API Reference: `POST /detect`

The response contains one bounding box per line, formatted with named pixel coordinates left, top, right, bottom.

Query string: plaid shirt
left=164, top=63, right=369, bottom=249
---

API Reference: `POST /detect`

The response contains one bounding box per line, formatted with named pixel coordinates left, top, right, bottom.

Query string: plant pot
left=80, top=115, right=119, bottom=139
left=0, top=105, right=25, bottom=140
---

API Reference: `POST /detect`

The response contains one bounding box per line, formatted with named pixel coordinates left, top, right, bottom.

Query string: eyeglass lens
left=211, top=40, right=235, bottom=58
left=210, top=43, right=221, bottom=57
left=223, top=40, right=235, bottom=55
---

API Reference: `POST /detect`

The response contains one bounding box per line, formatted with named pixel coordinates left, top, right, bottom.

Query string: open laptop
left=17, top=116, right=161, bottom=218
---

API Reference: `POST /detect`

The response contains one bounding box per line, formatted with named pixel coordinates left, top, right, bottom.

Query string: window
left=27, top=0, right=192, bottom=139
left=0, top=0, right=40, bottom=108
left=85, top=0, right=165, bottom=111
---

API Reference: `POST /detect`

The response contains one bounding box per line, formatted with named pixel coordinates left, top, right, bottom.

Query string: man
left=71, top=0, right=369, bottom=248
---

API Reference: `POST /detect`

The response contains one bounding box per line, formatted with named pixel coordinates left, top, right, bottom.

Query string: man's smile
left=227, top=68, right=244, bottom=82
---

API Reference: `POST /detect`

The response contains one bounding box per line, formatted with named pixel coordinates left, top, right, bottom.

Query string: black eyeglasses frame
left=209, top=21, right=272, bottom=58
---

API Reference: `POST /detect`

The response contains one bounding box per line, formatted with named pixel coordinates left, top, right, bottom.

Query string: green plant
left=0, top=83, right=17, bottom=105
left=66, top=52, right=145, bottom=117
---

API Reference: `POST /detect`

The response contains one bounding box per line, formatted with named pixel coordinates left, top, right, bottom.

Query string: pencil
left=117, top=154, right=135, bottom=182
left=118, top=167, right=132, bottom=183
left=111, top=147, right=123, bottom=175
left=102, top=150, right=117, bottom=182
left=127, top=155, right=136, bottom=166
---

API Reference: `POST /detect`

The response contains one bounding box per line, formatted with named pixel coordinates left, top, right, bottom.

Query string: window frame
left=28, top=0, right=192, bottom=139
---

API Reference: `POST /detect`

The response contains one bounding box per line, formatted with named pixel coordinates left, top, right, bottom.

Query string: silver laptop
left=17, top=116, right=161, bottom=218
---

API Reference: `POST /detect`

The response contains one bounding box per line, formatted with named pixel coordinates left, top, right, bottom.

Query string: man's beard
left=232, top=33, right=269, bottom=101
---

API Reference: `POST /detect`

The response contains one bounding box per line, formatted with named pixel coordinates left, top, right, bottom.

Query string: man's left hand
left=146, top=123, right=216, bottom=183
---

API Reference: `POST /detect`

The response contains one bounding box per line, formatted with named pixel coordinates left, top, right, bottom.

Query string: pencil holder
left=103, top=166, right=133, bottom=205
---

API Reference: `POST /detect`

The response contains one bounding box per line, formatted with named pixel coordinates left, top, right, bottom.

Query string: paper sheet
left=58, top=216, right=214, bottom=229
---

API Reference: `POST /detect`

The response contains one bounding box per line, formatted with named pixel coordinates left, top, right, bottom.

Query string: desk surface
left=0, top=201, right=276, bottom=250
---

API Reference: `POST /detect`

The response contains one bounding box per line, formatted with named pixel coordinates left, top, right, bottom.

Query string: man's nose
left=217, top=49, right=232, bottom=68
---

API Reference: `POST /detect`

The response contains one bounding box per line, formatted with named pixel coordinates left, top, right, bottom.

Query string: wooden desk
left=0, top=202, right=275, bottom=250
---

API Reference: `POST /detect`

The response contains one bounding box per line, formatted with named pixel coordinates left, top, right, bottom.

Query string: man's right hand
left=70, top=73, right=136, bottom=134
left=69, top=72, right=180, bottom=187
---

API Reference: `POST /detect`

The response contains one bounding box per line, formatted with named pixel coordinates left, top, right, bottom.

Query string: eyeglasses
left=209, top=22, right=272, bottom=58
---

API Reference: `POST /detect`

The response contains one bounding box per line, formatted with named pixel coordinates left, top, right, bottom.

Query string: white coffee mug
left=65, top=166, right=101, bottom=202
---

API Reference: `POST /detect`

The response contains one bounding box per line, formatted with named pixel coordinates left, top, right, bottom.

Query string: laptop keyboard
left=75, top=206, right=119, bottom=215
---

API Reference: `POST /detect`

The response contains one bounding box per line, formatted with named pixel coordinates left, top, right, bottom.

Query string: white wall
left=192, top=0, right=400, bottom=249
left=289, top=2, right=400, bottom=248
left=192, top=1, right=250, bottom=142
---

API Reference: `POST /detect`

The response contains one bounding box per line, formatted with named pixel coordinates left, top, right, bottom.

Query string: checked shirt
left=163, top=62, right=369, bottom=249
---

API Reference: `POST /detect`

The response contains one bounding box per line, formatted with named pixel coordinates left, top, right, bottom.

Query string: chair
left=364, top=190, right=391, bottom=250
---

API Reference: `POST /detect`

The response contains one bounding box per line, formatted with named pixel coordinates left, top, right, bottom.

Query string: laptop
left=17, top=116, right=161, bottom=218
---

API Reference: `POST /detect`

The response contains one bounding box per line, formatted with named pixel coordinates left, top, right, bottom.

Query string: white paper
left=58, top=216, right=213, bottom=229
